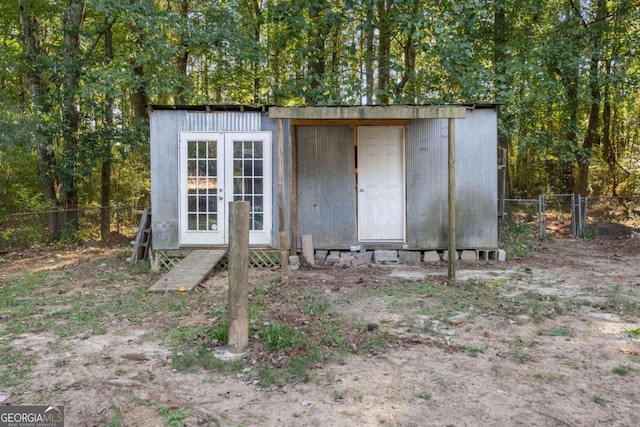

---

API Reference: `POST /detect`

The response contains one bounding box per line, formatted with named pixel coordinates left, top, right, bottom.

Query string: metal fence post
left=571, top=193, right=576, bottom=237
left=538, top=194, right=545, bottom=238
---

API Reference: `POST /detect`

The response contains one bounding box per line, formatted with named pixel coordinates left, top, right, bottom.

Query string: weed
left=104, top=410, right=124, bottom=427
left=613, top=364, right=632, bottom=376
left=461, top=345, right=485, bottom=357
left=300, top=289, right=330, bottom=315
left=258, top=322, right=300, bottom=352
left=534, top=371, right=557, bottom=382
left=332, top=390, right=345, bottom=401
left=566, top=360, right=581, bottom=370
left=416, top=391, right=432, bottom=401
left=508, top=336, right=537, bottom=363
left=538, top=327, right=573, bottom=337
left=624, top=327, right=640, bottom=337
left=593, top=395, right=607, bottom=407
left=171, top=346, right=244, bottom=373
left=157, top=406, right=187, bottom=427
left=436, top=377, right=451, bottom=391
left=500, top=216, right=538, bottom=259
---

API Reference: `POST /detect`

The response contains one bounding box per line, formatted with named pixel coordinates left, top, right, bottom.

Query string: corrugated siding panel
left=407, top=119, right=449, bottom=248
left=455, top=109, right=498, bottom=248
left=407, top=110, right=498, bottom=249
left=297, top=126, right=355, bottom=248
left=150, top=110, right=181, bottom=249
left=183, top=111, right=262, bottom=131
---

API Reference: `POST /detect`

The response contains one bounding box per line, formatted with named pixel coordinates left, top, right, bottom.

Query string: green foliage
left=156, top=406, right=187, bottom=427
left=538, top=327, right=574, bottom=337
left=258, top=322, right=300, bottom=352
left=500, top=216, right=538, bottom=259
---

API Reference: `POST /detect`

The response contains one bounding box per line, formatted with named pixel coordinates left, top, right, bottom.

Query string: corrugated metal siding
left=454, top=109, right=498, bottom=248
left=150, top=110, right=181, bottom=249
left=183, top=111, right=262, bottom=132
left=406, top=119, right=449, bottom=248
left=296, top=126, right=356, bottom=249
left=150, top=110, right=276, bottom=249
left=406, top=110, right=498, bottom=249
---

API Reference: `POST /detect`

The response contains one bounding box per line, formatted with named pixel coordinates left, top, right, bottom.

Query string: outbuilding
left=149, top=104, right=498, bottom=267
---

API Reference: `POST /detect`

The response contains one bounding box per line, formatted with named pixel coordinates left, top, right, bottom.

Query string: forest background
left=0, top=0, right=639, bottom=241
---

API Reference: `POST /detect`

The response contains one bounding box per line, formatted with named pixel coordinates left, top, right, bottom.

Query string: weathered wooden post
left=228, top=201, right=249, bottom=353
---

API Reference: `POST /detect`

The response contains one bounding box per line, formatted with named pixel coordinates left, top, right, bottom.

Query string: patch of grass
left=258, top=322, right=300, bottom=352
left=171, top=346, right=244, bottom=374
left=332, top=390, right=345, bottom=401
left=415, top=391, right=432, bottom=401
left=300, top=289, right=331, bottom=315
left=436, top=377, right=451, bottom=392
left=104, top=410, right=124, bottom=427
left=461, top=345, right=485, bottom=357
left=538, top=327, right=574, bottom=337
left=0, top=343, right=35, bottom=391
left=624, top=327, right=640, bottom=337
left=593, top=285, right=640, bottom=317
left=508, top=336, right=538, bottom=363
left=157, top=406, right=187, bottom=427
left=613, top=364, right=632, bottom=376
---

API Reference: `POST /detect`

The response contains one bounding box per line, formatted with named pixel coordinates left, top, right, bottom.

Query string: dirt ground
left=1, top=236, right=639, bottom=427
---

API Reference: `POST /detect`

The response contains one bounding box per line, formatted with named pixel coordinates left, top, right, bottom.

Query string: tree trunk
left=174, top=0, right=189, bottom=104
left=101, top=19, right=114, bottom=240
left=60, top=0, right=85, bottom=234
left=376, top=0, right=391, bottom=104
left=18, top=0, right=63, bottom=241
left=363, top=0, right=374, bottom=104
left=305, top=3, right=326, bottom=105
left=574, top=0, right=606, bottom=197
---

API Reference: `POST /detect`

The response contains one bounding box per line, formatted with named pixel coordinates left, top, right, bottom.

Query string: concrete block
left=351, top=256, right=370, bottom=267
left=288, top=255, right=300, bottom=264
left=354, top=251, right=373, bottom=261
left=399, top=250, right=421, bottom=263
left=460, top=250, right=477, bottom=261
left=314, top=250, right=328, bottom=261
left=423, top=251, right=441, bottom=262
left=374, top=250, right=399, bottom=263
left=476, top=250, right=489, bottom=262
left=496, top=250, right=506, bottom=262
left=340, top=251, right=353, bottom=258
left=325, top=252, right=341, bottom=264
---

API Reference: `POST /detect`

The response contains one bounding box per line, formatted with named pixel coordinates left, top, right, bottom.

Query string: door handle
left=359, top=188, right=365, bottom=192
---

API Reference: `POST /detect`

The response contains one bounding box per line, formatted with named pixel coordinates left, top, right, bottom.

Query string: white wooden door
left=357, top=126, right=406, bottom=241
left=179, top=132, right=272, bottom=246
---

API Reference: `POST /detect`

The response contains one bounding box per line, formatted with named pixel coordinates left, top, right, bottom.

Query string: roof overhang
left=268, top=105, right=467, bottom=120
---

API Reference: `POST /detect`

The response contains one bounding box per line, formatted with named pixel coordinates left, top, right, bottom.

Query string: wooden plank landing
left=149, top=249, right=227, bottom=292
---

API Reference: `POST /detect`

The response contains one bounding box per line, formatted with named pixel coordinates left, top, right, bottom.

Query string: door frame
left=356, top=125, right=407, bottom=242
left=178, top=131, right=272, bottom=246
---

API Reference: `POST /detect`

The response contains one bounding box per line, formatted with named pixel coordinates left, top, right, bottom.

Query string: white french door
left=357, top=126, right=406, bottom=241
left=179, top=132, right=272, bottom=246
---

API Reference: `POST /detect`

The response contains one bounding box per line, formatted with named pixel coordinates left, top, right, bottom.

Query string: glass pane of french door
left=231, top=139, right=265, bottom=231
left=186, top=139, right=219, bottom=231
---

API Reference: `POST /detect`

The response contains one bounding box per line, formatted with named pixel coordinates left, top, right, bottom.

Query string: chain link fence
left=0, top=205, right=141, bottom=252
left=503, top=195, right=640, bottom=240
